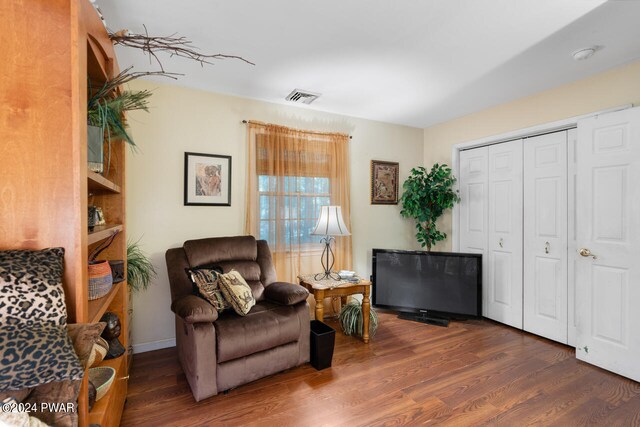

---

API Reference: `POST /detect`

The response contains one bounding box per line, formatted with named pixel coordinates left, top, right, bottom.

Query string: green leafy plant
left=338, top=301, right=378, bottom=338
left=87, top=69, right=156, bottom=175
left=400, top=164, right=460, bottom=251
left=88, top=89, right=151, bottom=149
left=127, top=239, right=156, bottom=293
left=88, top=70, right=153, bottom=149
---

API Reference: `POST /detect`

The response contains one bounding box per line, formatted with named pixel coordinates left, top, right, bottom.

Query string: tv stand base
left=398, top=312, right=450, bottom=327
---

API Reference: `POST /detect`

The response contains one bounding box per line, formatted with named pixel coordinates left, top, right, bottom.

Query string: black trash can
left=310, top=320, right=335, bottom=370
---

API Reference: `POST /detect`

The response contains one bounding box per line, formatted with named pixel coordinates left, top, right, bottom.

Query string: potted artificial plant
left=88, top=88, right=151, bottom=149
left=87, top=70, right=152, bottom=174
left=338, top=301, right=379, bottom=338
left=400, top=164, right=460, bottom=251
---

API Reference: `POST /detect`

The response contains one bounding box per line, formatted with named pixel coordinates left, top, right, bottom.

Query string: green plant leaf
left=338, top=301, right=378, bottom=338
left=88, top=87, right=152, bottom=151
left=127, top=238, right=157, bottom=293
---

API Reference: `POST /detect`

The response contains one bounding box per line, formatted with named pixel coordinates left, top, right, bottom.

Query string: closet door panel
left=487, top=139, right=523, bottom=328
left=523, top=131, right=568, bottom=344
left=567, top=128, right=578, bottom=346
left=576, top=107, right=640, bottom=382
left=459, top=147, right=489, bottom=315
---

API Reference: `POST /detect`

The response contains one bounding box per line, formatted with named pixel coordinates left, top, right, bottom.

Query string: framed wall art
left=370, top=160, right=399, bottom=205
left=184, top=152, right=232, bottom=206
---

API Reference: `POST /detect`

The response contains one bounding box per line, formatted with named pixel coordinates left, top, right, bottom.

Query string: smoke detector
left=572, top=46, right=600, bottom=61
left=285, top=89, right=321, bottom=105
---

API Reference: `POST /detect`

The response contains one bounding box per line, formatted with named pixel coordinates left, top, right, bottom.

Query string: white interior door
left=576, top=107, right=640, bottom=382
left=487, top=139, right=523, bottom=328
left=567, top=128, right=578, bottom=347
left=523, top=131, right=568, bottom=343
left=459, top=147, right=489, bottom=315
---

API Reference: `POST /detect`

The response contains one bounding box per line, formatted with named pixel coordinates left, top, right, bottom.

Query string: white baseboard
left=132, top=338, right=176, bottom=354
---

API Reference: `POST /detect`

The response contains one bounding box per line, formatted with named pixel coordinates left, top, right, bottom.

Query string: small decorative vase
left=87, top=125, right=104, bottom=174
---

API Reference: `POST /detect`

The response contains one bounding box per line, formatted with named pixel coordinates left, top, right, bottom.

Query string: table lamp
left=311, top=205, right=350, bottom=280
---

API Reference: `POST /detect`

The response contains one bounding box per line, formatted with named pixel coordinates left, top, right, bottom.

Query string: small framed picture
left=184, top=152, right=232, bottom=206
left=371, top=160, right=399, bottom=205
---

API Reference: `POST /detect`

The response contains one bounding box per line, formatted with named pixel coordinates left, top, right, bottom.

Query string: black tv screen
left=372, top=249, right=482, bottom=318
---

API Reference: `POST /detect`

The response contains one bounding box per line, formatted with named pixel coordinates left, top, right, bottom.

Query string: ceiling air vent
left=285, top=89, right=321, bottom=105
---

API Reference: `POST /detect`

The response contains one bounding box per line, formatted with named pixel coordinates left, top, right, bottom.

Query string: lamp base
left=315, top=236, right=340, bottom=281
left=314, top=271, right=341, bottom=281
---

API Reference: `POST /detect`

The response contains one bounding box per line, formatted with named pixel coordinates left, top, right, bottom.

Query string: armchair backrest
left=166, top=236, right=277, bottom=304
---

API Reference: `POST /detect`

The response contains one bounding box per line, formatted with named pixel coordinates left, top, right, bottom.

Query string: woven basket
left=88, top=260, right=112, bottom=300
left=89, top=367, right=116, bottom=401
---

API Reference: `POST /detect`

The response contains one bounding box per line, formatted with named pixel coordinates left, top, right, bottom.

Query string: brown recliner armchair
left=165, top=236, right=310, bottom=401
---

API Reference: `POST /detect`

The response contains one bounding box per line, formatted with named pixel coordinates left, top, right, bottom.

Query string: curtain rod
left=242, top=120, right=352, bottom=139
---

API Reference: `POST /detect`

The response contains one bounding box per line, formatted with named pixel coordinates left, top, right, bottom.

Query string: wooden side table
left=298, top=275, right=372, bottom=343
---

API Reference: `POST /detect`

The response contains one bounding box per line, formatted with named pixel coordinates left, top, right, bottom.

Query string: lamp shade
left=311, top=206, right=350, bottom=237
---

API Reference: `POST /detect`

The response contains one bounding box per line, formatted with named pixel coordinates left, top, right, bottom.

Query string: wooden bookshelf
left=88, top=170, right=121, bottom=194
left=1, top=2, right=129, bottom=426
left=88, top=224, right=124, bottom=245
left=88, top=281, right=124, bottom=323
left=82, top=2, right=129, bottom=426
left=88, top=355, right=128, bottom=427
left=87, top=36, right=111, bottom=88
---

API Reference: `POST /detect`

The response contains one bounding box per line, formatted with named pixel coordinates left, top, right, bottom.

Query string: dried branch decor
left=109, top=26, right=255, bottom=72
left=89, top=66, right=182, bottom=94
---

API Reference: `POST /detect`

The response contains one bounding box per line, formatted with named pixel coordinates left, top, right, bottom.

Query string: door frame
left=450, top=104, right=632, bottom=252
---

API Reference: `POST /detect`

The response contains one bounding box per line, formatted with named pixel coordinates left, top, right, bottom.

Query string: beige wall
left=126, top=60, right=640, bottom=351
left=424, top=60, right=640, bottom=251
left=126, top=80, right=424, bottom=352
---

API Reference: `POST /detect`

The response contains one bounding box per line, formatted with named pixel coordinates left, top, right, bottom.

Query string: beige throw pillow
left=218, top=270, right=256, bottom=316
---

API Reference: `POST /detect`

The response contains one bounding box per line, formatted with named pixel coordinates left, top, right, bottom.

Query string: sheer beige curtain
left=245, top=121, right=352, bottom=282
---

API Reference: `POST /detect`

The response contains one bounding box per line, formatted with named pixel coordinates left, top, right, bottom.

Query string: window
left=259, top=175, right=330, bottom=246
left=245, top=121, right=352, bottom=281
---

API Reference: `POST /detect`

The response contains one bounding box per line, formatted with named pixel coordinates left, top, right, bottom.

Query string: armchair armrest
left=171, top=294, right=219, bottom=323
left=264, top=282, right=309, bottom=306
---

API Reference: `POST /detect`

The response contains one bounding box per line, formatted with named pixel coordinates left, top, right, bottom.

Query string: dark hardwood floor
left=121, top=312, right=640, bottom=426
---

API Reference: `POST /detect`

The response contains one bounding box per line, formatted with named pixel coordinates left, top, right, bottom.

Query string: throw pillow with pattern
left=187, top=268, right=229, bottom=312
left=0, top=247, right=67, bottom=327
left=218, top=270, right=256, bottom=316
left=0, top=325, right=84, bottom=392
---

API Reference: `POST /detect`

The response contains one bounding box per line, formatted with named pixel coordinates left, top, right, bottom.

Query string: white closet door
left=567, top=128, right=578, bottom=347
left=575, top=107, right=640, bottom=382
left=487, top=139, right=523, bottom=328
left=523, top=131, right=568, bottom=343
left=459, top=147, right=489, bottom=315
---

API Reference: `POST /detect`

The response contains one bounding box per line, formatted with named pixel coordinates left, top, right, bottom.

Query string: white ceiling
left=98, top=0, right=640, bottom=128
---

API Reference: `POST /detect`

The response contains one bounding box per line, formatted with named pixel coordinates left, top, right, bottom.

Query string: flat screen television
left=372, top=249, right=482, bottom=326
